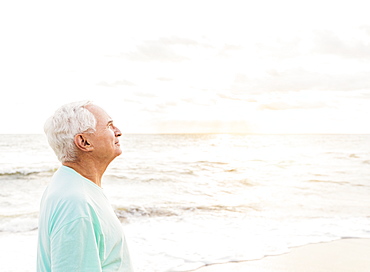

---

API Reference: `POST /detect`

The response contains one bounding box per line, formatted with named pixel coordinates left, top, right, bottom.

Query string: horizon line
left=1, top=132, right=370, bottom=136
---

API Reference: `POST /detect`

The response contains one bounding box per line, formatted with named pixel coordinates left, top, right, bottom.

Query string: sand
left=1, top=233, right=369, bottom=272
left=191, top=238, right=370, bottom=272
left=0, top=231, right=37, bottom=272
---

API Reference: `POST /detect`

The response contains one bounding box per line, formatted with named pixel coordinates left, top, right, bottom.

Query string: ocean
left=0, top=134, right=369, bottom=272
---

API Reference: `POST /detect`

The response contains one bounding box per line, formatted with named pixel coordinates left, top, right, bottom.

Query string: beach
left=1, top=134, right=370, bottom=271
left=1, top=233, right=369, bottom=272
left=192, top=238, right=370, bottom=272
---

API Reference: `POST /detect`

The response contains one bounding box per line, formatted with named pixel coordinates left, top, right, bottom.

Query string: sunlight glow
left=0, top=1, right=370, bottom=134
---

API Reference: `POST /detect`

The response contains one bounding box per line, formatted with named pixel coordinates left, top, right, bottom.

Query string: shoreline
left=190, top=238, right=370, bottom=272
left=1, top=232, right=369, bottom=272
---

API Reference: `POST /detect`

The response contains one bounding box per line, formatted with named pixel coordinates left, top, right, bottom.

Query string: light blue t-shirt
left=37, top=166, right=133, bottom=272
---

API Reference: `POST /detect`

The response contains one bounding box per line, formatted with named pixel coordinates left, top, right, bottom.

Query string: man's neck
left=63, top=159, right=109, bottom=187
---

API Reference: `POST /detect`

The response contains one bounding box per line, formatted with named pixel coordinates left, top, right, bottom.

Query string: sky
left=1, top=0, right=370, bottom=134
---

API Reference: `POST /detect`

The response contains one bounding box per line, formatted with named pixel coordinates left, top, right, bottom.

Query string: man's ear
left=74, top=134, right=93, bottom=152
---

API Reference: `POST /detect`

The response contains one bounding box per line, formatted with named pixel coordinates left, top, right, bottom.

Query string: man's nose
left=115, top=126, right=122, bottom=137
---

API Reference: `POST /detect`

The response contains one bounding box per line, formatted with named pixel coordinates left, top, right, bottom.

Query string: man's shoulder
left=41, top=165, right=106, bottom=220
left=42, top=167, right=92, bottom=210
left=42, top=186, right=90, bottom=218
left=48, top=166, right=88, bottom=191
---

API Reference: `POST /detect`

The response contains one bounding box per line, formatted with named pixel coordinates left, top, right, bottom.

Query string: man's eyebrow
left=107, top=120, right=114, bottom=125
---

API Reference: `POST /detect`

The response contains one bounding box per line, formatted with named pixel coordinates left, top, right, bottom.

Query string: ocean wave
left=196, top=160, right=228, bottom=165
left=114, top=204, right=258, bottom=219
left=0, top=167, right=57, bottom=177
left=115, top=206, right=179, bottom=218
left=307, top=179, right=350, bottom=185
left=0, top=212, right=39, bottom=232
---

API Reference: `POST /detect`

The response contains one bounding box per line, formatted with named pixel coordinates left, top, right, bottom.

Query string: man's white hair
left=44, top=100, right=97, bottom=163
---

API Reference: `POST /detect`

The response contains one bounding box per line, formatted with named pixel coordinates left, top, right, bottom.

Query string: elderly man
left=37, top=101, right=133, bottom=272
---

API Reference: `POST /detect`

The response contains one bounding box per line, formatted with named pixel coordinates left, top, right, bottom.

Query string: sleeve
left=50, top=217, right=102, bottom=272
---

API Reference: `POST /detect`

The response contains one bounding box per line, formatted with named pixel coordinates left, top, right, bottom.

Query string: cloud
left=218, top=44, right=243, bottom=57
left=140, top=101, right=178, bottom=114
left=158, top=36, right=203, bottom=46
left=155, top=120, right=253, bottom=134
left=97, top=80, right=135, bottom=87
left=107, top=36, right=214, bottom=62
left=231, top=71, right=315, bottom=94
left=217, top=93, right=257, bottom=102
left=115, top=36, right=205, bottom=62
left=359, top=91, right=370, bottom=99
left=231, top=69, right=370, bottom=94
left=125, top=41, right=189, bottom=62
left=259, top=101, right=327, bottom=111
left=256, top=37, right=302, bottom=59
left=156, top=77, right=173, bottom=82
left=134, top=91, right=158, bottom=98
left=313, top=28, right=370, bottom=60
left=360, top=25, right=370, bottom=36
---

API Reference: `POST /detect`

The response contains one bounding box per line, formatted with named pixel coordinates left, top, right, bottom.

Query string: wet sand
left=191, top=238, right=370, bottom=272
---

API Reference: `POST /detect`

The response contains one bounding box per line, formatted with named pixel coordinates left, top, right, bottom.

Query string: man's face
left=85, top=104, right=122, bottom=162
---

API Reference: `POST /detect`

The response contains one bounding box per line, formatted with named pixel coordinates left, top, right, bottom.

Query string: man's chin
left=115, top=148, right=123, bottom=157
